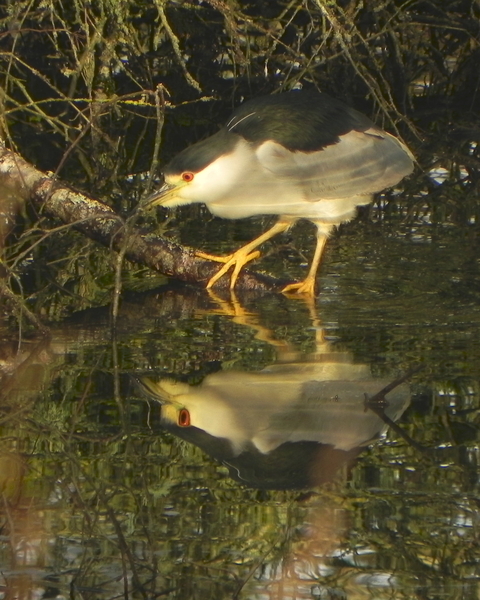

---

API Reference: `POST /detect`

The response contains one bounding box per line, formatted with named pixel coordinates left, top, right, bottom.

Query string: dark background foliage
left=2, top=0, right=479, bottom=188
left=0, top=0, right=479, bottom=319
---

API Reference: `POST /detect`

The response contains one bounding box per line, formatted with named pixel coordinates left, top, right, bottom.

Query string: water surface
left=1, top=215, right=479, bottom=599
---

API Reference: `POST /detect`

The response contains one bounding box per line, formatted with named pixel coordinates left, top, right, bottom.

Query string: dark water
left=1, top=214, right=480, bottom=599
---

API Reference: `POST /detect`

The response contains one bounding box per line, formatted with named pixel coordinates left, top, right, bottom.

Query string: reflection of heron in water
left=137, top=309, right=411, bottom=489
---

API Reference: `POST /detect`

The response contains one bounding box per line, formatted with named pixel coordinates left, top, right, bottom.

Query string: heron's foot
left=281, top=277, right=317, bottom=297
left=205, top=249, right=261, bottom=289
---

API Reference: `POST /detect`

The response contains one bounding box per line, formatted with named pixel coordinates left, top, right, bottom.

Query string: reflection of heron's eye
left=178, top=408, right=191, bottom=427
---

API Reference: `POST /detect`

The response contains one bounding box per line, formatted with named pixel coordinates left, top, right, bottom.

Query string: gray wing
left=255, top=127, right=414, bottom=201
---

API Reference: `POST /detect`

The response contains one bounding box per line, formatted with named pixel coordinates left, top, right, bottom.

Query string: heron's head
left=142, top=128, right=251, bottom=209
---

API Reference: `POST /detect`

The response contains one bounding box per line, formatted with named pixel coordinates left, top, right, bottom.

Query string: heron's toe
left=205, top=249, right=261, bottom=289
left=281, top=277, right=317, bottom=297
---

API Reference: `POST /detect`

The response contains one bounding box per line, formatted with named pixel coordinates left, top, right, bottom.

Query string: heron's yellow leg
left=203, top=220, right=293, bottom=289
left=282, top=232, right=328, bottom=297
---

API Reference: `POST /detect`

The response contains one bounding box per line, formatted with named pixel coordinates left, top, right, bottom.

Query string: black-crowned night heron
left=145, top=89, right=414, bottom=295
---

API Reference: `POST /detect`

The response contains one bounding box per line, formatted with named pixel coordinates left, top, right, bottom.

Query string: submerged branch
left=0, top=143, right=285, bottom=293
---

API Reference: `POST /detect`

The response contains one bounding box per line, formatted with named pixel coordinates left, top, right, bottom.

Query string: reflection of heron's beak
left=135, top=377, right=192, bottom=405
left=134, top=377, right=169, bottom=403
left=141, top=181, right=185, bottom=209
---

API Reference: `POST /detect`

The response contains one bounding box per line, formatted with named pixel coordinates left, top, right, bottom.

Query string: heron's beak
left=141, top=181, right=185, bottom=209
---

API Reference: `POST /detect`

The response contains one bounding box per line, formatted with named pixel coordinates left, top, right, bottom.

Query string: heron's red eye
left=178, top=408, right=191, bottom=427
left=182, top=172, right=194, bottom=182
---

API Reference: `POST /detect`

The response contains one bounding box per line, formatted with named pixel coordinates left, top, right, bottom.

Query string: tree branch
left=0, top=143, right=287, bottom=293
